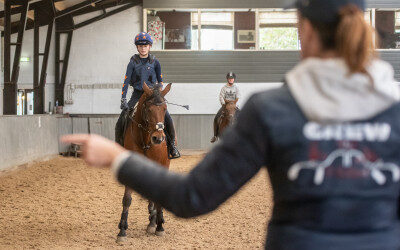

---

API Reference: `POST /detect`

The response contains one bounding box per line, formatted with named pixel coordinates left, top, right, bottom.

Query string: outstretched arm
left=63, top=96, right=269, bottom=218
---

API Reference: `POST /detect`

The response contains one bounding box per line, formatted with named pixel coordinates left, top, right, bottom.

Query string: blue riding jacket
left=114, top=85, right=400, bottom=250
left=121, top=54, right=163, bottom=100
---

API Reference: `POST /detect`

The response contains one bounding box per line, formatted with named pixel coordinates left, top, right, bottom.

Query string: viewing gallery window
left=376, top=10, right=400, bottom=49
left=259, top=11, right=299, bottom=50
left=192, top=12, right=234, bottom=50
left=145, top=8, right=400, bottom=50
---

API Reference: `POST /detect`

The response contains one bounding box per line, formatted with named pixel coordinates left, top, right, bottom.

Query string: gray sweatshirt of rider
left=219, top=84, right=240, bottom=105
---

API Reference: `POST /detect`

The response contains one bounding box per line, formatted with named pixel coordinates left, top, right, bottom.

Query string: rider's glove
left=120, top=98, right=128, bottom=110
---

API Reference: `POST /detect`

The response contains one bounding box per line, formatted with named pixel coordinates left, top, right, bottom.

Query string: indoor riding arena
left=1, top=0, right=400, bottom=249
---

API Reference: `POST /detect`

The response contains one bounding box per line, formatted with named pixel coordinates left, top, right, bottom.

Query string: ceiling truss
left=1, top=0, right=142, bottom=115
left=0, top=0, right=142, bottom=33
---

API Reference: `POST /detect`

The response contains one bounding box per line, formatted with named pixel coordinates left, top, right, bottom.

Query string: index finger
left=61, top=134, right=91, bottom=145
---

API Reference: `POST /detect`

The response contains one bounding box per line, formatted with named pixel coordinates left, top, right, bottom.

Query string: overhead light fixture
left=20, top=57, right=30, bottom=62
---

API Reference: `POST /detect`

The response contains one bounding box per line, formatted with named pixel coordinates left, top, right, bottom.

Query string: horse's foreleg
left=117, top=187, right=132, bottom=241
left=146, top=201, right=157, bottom=234
left=155, top=203, right=165, bottom=236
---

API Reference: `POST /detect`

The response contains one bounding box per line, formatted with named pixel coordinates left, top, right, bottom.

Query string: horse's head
left=223, top=99, right=237, bottom=125
left=141, top=82, right=172, bottom=145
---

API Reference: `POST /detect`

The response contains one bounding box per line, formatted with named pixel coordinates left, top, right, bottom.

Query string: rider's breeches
left=128, top=90, right=144, bottom=108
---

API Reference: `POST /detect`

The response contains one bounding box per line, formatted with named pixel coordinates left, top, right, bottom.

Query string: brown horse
left=217, top=100, right=238, bottom=138
left=117, top=82, right=171, bottom=241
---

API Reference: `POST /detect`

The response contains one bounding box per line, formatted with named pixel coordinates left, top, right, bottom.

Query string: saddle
left=121, top=104, right=138, bottom=144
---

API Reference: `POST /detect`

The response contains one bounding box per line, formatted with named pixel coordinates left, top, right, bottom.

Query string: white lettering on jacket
left=303, top=122, right=391, bottom=142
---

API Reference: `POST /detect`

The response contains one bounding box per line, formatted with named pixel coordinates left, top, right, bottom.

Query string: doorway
left=17, top=89, right=34, bottom=115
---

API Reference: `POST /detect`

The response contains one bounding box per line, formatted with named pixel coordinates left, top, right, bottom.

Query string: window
left=145, top=8, right=400, bottom=50
left=192, top=12, right=234, bottom=50
left=259, top=11, right=299, bottom=50
left=192, top=12, right=233, bottom=26
left=364, top=10, right=372, bottom=25
left=376, top=10, right=400, bottom=49
left=17, top=90, right=34, bottom=115
left=147, top=10, right=192, bottom=50
left=259, top=11, right=297, bottom=25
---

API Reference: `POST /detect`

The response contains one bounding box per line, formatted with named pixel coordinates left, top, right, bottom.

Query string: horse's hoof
left=155, top=230, right=165, bottom=237
left=116, top=236, right=127, bottom=244
left=146, top=225, right=156, bottom=234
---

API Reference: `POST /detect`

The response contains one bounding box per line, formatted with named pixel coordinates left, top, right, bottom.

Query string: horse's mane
left=150, top=83, right=164, bottom=104
left=139, top=83, right=165, bottom=106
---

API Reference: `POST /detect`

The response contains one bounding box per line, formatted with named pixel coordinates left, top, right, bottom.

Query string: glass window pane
left=364, top=10, right=371, bottom=25
left=147, top=12, right=165, bottom=50
left=192, top=12, right=233, bottom=26
left=192, top=28, right=198, bottom=50
left=376, top=10, right=400, bottom=49
left=201, top=29, right=233, bottom=50
left=260, top=27, right=299, bottom=50
left=192, top=12, right=198, bottom=26
left=194, top=12, right=234, bottom=50
left=259, top=11, right=297, bottom=24
left=259, top=10, right=299, bottom=50
left=202, top=12, right=232, bottom=22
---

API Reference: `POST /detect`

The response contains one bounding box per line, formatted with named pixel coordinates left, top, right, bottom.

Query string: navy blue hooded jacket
left=121, top=54, right=163, bottom=98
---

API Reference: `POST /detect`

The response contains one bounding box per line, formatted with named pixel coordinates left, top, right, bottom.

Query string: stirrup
left=168, top=146, right=181, bottom=159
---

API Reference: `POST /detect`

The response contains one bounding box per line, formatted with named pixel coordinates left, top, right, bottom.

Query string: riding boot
left=115, top=110, right=127, bottom=146
left=210, top=107, right=223, bottom=143
left=210, top=115, right=218, bottom=143
left=164, top=112, right=180, bottom=159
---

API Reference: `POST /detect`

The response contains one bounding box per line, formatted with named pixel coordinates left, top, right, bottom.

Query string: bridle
left=128, top=95, right=166, bottom=152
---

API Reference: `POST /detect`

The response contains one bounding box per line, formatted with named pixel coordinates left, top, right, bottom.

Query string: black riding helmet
left=226, top=72, right=236, bottom=80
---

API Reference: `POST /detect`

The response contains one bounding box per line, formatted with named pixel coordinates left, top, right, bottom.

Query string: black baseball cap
left=287, top=0, right=365, bottom=23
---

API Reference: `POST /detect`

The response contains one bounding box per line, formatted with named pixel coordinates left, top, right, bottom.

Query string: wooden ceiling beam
left=73, top=1, right=140, bottom=29
left=70, top=0, right=138, bottom=16
left=54, top=1, right=67, bottom=11
left=55, top=0, right=104, bottom=18
left=1, top=0, right=141, bottom=33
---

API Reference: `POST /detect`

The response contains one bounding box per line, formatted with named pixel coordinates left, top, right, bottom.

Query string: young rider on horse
left=115, top=32, right=180, bottom=159
left=210, top=72, right=240, bottom=143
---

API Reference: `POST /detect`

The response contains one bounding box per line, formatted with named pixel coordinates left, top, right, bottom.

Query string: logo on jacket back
left=287, top=122, right=400, bottom=185
left=303, top=122, right=391, bottom=142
